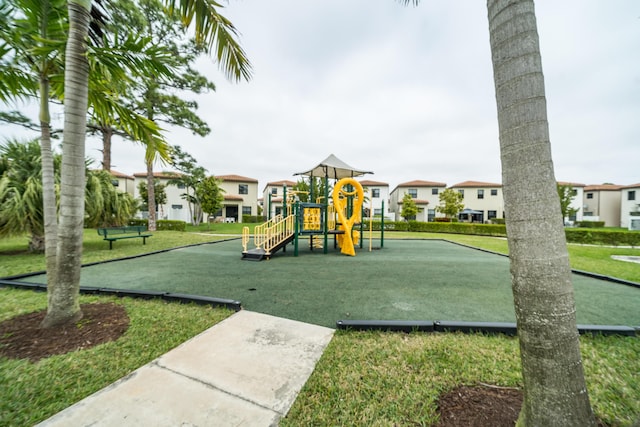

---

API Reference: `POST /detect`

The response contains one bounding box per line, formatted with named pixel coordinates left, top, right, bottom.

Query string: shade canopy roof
left=293, top=154, right=373, bottom=180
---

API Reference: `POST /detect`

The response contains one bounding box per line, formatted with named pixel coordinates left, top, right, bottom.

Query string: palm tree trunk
left=102, top=124, right=113, bottom=170
left=39, top=77, right=58, bottom=286
left=41, top=0, right=91, bottom=328
left=146, top=160, right=157, bottom=231
left=486, top=0, right=594, bottom=425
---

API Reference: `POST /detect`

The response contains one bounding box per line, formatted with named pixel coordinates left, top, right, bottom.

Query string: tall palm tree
left=487, top=0, right=594, bottom=424
left=41, top=0, right=251, bottom=327
left=396, top=0, right=594, bottom=423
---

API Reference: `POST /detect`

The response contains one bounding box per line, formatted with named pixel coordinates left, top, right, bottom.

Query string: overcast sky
left=3, top=1, right=639, bottom=190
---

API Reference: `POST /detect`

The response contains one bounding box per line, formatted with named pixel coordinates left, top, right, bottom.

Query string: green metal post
left=323, top=175, right=329, bottom=254
left=360, top=205, right=364, bottom=249
left=294, top=201, right=299, bottom=256
left=283, top=185, right=287, bottom=217
left=381, top=201, right=385, bottom=248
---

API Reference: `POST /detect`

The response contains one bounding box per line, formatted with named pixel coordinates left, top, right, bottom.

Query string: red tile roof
left=133, top=171, right=183, bottom=179
left=621, top=183, right=640, bottom=189
left=107, top=169, right=134, bottom=179
left=264, top=180, right=297, bottom=190
left=557, top=181, right=586, bottom=187
left=584, top=184, right=624, bottom=191
left=215, top=174, right=258, bottom=183
left=397, top=180, right=447, bottom=187
left=398, top=199, right=429, bottom=205
left=450, top=180, right=502, bottom=188
left=359, top=180, right=388, bottom=186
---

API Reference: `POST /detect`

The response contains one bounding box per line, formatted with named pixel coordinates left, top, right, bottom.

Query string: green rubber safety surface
left=24, top=239, right=640, bottom=328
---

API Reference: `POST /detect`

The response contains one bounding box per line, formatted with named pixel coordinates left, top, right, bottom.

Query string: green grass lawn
left=1, top=228, right=639, bottom=425
left=0, top=288, right=233, bottom=426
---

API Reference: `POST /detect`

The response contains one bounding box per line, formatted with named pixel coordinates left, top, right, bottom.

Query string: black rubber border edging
left=336, top=319, right=637, bottom=337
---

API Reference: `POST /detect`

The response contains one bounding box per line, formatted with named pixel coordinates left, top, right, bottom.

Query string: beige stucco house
left=359, top=180, right=393, bottom=220
left=620, top=183, right=640, bottom=229
left=583, top=184, right=623, bottom=227
left=449, top=181, right=504, bottom=223
left=557, top=181, right=586, bottom=224
left=215, top=174, right=259, bottom=223
left=389, top=180, right=447, bottom=222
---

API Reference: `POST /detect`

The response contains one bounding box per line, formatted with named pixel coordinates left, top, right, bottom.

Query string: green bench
left=97, top=226, right=152, bottom=250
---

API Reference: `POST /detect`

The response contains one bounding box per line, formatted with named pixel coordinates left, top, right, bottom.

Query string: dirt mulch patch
left=0, top=303, right=129, bottom=362
left=436, top=384, right=522, bottom=426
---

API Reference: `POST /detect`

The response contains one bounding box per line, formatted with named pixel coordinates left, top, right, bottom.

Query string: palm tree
left=395, top=0, right=594, bottom=423
left=0, top=139, right=53, bottom=252
left=41, top=0, right=251, bottom=327
left=487, top=0, right=594, bottom=424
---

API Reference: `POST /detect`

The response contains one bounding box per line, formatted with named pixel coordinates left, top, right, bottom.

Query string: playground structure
left=242, top=155, right=385, bottom=261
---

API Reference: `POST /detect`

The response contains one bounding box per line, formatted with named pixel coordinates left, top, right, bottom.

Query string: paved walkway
left=37, top=311, right=335, bottom=427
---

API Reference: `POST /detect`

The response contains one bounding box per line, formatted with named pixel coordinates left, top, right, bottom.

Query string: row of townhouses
left=108, top=170, right=640, bottom=229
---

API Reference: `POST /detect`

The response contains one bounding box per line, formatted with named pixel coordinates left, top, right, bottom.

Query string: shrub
left=575, top=221, right=605, bottom=228
left=128, top=219, right=186, bottom=231
left=242, top=215, right=263, bottom=223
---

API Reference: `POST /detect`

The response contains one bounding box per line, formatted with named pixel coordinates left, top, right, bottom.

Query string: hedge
left=362, top=221, right=640, bottom=246
left=128, top=219, right=187, bottom=231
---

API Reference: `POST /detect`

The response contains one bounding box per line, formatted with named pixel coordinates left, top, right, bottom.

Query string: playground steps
left=242, top=248, right=266, bottom=261
left=242, top=233, right=295, bottom=261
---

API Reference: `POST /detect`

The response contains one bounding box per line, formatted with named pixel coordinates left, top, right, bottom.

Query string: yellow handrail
left=251, top=214, right=295, bottom=255
left=254, top=214, right=282, bottom=249
left=242, top=226, right=250, bottom=252
left=263, top=214, right=296, bottom=254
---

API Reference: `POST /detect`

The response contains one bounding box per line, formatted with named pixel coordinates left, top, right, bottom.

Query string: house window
left=239, top=184, right=248, bottom=195
left=171, top=204, right=183, bottom=209
left=586, top=193, right=593, bottom=199
left=477, top=189, right=484, bottom=199
left=372, top=188, right=380, bottom=198
left=491, top=189, right=498, bottom=196
left=488, top=210, right=497, bottom=219
left=374, top=208, right=382, bottom=215
left=242, top=206, right=251, bottom=215
left=271, top=187, right=277, bottom=195
left=458, top=189, right=464, bottom=197
left=408, top=189, right=418, bottom=198
left=111, top=179, right=119, bottom=187
left=571, top=189, right=578, bottom=196
left=628, top=191, right=636, bottom=201
left=432, top=188, right=439, bottom=195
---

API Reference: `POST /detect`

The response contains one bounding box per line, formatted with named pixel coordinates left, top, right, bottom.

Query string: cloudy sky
left=3, top=1, right=639, bottom=190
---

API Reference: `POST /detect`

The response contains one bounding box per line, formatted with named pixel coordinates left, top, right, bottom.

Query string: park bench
left=97, top=226, right=152, bottom=250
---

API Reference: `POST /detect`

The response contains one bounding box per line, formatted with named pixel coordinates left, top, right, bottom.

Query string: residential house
left=133, top=172, right=190, bottom=222
left=262, top=180, right=297, bottom=219
left=389, top=180, right=447, bottom=222
left=449, top=181, right=504, bottom=223
left=620, top=183, right=640, bottom=229
left=557, top=181, right=585, bottom=224
left=106, top=170, right=135, bottom=196
left=215, top=174, right=259, bottom=223
left=359, top=180, right=393, bottom=220
left=583, top=184, right=623, bottom=227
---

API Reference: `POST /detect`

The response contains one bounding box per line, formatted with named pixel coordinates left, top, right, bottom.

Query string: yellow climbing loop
left=332, top=177, right=364, bottom=256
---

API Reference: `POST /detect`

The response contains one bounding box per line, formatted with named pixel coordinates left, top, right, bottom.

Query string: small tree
left=168, top=146, right=207, bottom=225
left=557, top=184, right=578, bottom=224
left=138, top=179, right=166, bottom=216
left=400, top=193, right=418, bottom=221
left=197, top=176, right=224, bottom=226
left=436, top=188, right=464, bottom=219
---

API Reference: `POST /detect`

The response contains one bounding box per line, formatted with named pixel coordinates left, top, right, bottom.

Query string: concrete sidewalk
left=37, top=310, right=335, bottom=426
